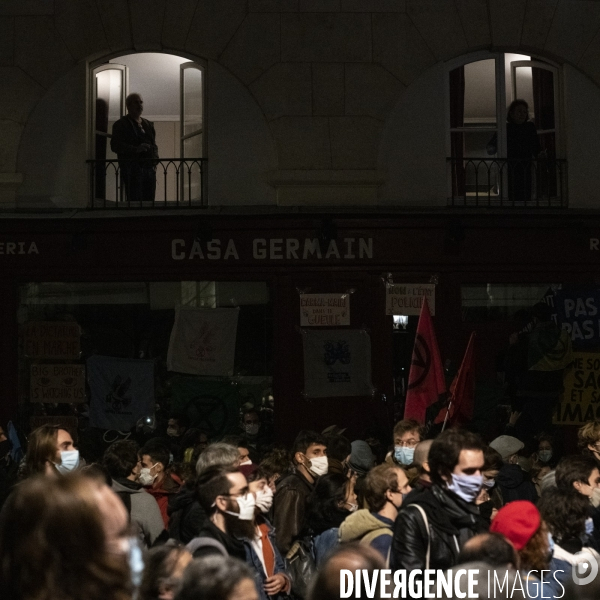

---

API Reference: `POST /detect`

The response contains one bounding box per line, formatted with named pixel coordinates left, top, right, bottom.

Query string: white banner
left=87, top=355, right=154, bottom=431
left=300, top=293, right=350, bottom=326
left=386, top=283, right=436, bottom=316
left=303, top=329, right=373, bottom=398
left=167, top=307, right=239, bottom=376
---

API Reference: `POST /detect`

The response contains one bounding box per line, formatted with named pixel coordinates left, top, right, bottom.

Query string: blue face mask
left=585, top=517, right=595, bottom=536
left=56, top=450, right=80, bottom=474
left=447, top=473, right=483, bottom=503
left=538, top=450, right=552, bottom=463
left=394, top=446, right=415, bottom=466
left=482, top=478, right=495, bottom=489
left=547, top=532, right=555, bottom=556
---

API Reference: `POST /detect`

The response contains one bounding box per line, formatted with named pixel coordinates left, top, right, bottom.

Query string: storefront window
left=18, top=281, right=273, bottom=456
left=461, top=284, right=554, bottom=321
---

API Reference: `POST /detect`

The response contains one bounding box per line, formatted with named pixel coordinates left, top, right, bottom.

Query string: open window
left=448, top=54, right=564, bottom=206
left=89, top=53, right=206, bottom=207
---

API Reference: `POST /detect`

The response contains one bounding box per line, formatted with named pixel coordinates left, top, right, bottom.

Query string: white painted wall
left=378, top=62, right=447, bottom=206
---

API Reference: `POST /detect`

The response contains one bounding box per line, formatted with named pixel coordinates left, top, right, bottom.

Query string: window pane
left=450, top=60, right=497, bottom=128
left=461, top=284, right=553, bottom=321
left=183, top=67, right=203, bottom=136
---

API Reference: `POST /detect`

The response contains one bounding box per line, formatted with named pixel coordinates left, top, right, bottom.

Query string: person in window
left=111, top=93, right=159, bottom=203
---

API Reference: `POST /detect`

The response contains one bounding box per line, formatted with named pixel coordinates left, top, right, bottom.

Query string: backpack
left=286, top=537, right=317, bottom=600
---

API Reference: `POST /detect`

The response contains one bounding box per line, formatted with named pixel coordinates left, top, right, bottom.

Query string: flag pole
left=441, top=400, right=452, bottom=432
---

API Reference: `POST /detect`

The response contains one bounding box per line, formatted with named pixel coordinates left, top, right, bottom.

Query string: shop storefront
left=1, top=212, right=599, bottom=449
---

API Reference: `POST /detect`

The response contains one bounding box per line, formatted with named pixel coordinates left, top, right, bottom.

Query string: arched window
left=90, top=53, right=206, bottom=207
left=448, top=53, right=563, bottom=206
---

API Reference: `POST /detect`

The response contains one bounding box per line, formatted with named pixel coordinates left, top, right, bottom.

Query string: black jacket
left=167, top=487, right=207, bottom=544
left=272, top=469, right=314, bottom=554
left=193, top=520, right=246, bottom=561
left=496, top=464, right=538, bottom=504
left=390, top=484, right=487, bottom=572
left=110, top=115, right=158, bottom=161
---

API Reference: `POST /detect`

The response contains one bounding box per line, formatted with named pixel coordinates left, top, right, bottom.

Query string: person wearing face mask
left=272, top=430, right=328, bottom=554
left=489, top=434, right=537, bottom=503
left=245, top=469, right=291, bottom=600
left=194, top=466, right=255, bottom=561
left=21, top=424, right=80, bottom=479
left=102, top=440, right=166, bottom=548
left=239, top=408, right=273, bottom=462
left=140, top=442, right=182, bottom=528
left=340, top=464, right=412, bottom=562
left=386, top=419, right=423, bottom=477
left=533, top=434, right=557, bottom=468
left=475, top=447, right=504, bottom=524
left=390, top=429, right=488, bottom=574
left=578, top=420, right=600, bottom=467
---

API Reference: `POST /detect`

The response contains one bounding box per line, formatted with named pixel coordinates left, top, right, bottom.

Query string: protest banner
left=554, top=352, right=600, bottom=425
left=302, top=329, right=373, bottom=398
left=386, top=283, right=436, bottom=316
left=300, top=293, right=350, bottom=326
left=22, top=322, right=80, bottom=359
left=30, top=364, right=85, bottom=403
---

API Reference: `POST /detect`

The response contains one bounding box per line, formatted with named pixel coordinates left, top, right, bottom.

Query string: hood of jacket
left=339, top=509, right=391, bottom=542
left=112, top=478, right=144, bottom=494
left=168, top=487, right=197, bottom=515
left=497, top=464, right=526, bottom=489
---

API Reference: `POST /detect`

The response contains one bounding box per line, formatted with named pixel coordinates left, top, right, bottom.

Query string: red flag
left=404, top=298, right=446, bottom=423
left=435, top=332, right=476, bottom=427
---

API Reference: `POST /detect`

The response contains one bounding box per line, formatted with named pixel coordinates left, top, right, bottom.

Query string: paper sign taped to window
left=386, top=283, right=435, bottom=316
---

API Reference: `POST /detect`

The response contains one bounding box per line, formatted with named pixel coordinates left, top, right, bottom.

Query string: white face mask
left=239, top=458, right=253, bottom=466
left=347, top=503, right=359, bottom=512
left=255, top=486, right=274, bottom=513
left=225, top=493, right=256, bottom=521
left=138, top=463, right=158, bottom=486
left=56, top=450, right=80, bottom=474
left=308, top=456, right=328, bottom=477
left=244, top=423, right=260, bottom=436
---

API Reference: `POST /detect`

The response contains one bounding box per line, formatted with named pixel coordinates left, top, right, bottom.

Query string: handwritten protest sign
left=386, top=283, right=435, bottom=316
left=23, top=322, right=80, bottom=359
left=300, top=294, right=350, bottom=326
left=30, top=364, right=85, bottom=403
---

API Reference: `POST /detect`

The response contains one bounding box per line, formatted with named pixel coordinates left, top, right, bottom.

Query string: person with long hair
left=21, top=424, right=79, bottom=479
left=0, top=473, right=132, bottom=600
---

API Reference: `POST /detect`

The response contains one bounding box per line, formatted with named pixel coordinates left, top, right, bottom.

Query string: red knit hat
left=489, top=501, right=541, bottom=550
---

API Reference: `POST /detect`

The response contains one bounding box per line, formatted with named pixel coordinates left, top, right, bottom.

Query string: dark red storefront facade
left=1, top=210, right=598, bottom=444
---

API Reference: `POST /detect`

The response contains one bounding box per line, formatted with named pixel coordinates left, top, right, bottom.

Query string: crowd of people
left=2, top=411, right=600, bottom=599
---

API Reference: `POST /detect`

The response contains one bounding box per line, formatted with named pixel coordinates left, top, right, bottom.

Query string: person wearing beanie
left=489, top=435, right=537, bottom=503
left=348, top=440, right=376, bottom=510
left=490, top=500, right=552, bottom=595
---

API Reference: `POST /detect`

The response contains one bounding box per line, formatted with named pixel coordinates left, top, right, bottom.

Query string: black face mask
left=0, top=439, right=12, bottom=460
left=478, top=499, right=494, bottom=522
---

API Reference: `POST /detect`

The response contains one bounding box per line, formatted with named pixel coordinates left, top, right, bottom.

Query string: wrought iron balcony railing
left=87, top=158, right=207, bottom=209
left=447, top=158, right=568, bottom=208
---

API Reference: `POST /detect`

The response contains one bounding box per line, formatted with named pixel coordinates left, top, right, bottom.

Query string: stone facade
left=1, top=0, right=600, bottom=207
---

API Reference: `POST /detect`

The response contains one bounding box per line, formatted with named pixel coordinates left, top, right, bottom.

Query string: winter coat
left=390, top=484, right=487, bottom=572
left=111, top=478, right=165, bottom=548
left=339, top=509, right=394, bottom=561
left=145, top=473, right=182, bottom=528
left=192, top=520, right=246, bottom=561
left=496, top=464, right=538, bottom=504
left=272, top=470, right=314, bottom=554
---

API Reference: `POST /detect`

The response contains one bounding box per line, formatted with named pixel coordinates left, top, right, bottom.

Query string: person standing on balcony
left=111, top=93, right=159, bottom=203
left=506, top=99, right=542, bottom=202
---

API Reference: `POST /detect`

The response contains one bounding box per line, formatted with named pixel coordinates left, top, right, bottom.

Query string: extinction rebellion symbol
left=407, top=333, right=431, bottom=390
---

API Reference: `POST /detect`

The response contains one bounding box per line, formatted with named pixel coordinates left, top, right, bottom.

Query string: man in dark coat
left=390, top=429, right=488, bottom=573
left=110, top=93, right=158, bottom=203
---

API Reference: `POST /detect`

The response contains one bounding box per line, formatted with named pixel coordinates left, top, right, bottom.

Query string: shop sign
left=554, top=352, right=600, bottom=424
left=171, top=237, right=373, bottom=261
left=385, top=283, right=436, bottom=316
left=23, top=322, right=81, bottom=359
left=0, top=241, right=38, bottom=255
left=30, top=364, right=85, bottom=403
left=300, top=294, right=350, bottom=327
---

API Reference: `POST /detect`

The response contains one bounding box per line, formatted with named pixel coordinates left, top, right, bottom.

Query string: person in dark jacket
left=110, top=93, right=159, bottom=203
left=489, top=435, right=538, bottom=503
left=272, top=430, right=327, bottom=554
left=390, top=429, right=488, bottom=573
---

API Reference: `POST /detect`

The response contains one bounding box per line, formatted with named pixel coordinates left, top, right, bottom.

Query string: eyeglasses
left=395, top=440, right=418, bottom=448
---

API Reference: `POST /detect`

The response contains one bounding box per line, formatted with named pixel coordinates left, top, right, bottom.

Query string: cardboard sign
left=386, top=283, right=436, bottom=316
left=23, top=322, right=81, bottom=359
left=554, top=352, right=600, bottom=424
left=300, top=294, right=350, bottom=327
left=30, top=364, right=85, bottom=403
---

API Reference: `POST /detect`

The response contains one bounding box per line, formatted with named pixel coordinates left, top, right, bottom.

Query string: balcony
left=447, top=158, right=568, bottom=208
left=87, top=158, right=207, bottom=209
